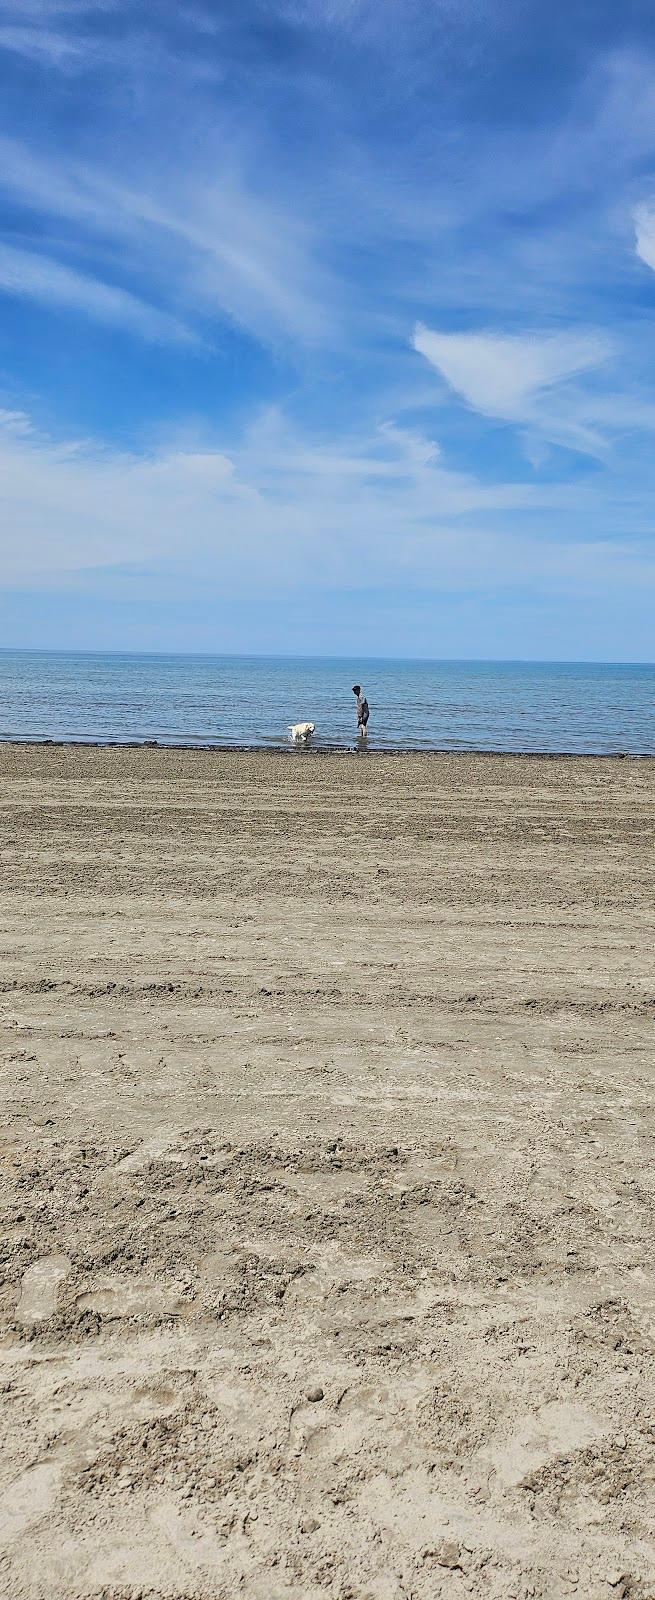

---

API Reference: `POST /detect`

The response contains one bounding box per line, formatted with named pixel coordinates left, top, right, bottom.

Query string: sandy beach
left=1, top=742, right=654, bottom=1600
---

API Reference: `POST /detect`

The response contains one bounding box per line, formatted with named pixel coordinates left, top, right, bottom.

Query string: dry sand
left=1, top=743, right=654, bottom=1600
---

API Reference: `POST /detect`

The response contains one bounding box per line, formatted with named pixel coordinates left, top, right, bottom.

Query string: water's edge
left=2, top=737, right=652, bottom=760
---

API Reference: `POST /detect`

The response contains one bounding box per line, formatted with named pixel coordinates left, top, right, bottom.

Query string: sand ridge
left=0, top=745, right=654, bottom=1599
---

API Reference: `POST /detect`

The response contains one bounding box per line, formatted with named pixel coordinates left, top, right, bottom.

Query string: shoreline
left=1, top=735, right=654, bottom=759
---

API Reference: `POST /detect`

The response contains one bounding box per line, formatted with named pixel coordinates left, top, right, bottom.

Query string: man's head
left=352, top=684, right=361, bottom=696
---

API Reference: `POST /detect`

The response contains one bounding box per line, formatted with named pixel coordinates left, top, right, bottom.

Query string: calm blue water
left=0, top=652, right=653, bottom=754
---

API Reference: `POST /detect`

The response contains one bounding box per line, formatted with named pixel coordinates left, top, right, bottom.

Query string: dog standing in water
left=352, top=685, right=369, bottom=739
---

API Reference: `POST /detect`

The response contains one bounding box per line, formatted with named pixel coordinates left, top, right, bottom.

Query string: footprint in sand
left=75, top=1277, right=183, bottom=1319
left=0, top=1463, right=62, bottom=1548
left=110, top=1132, right=180, bottom=1176
left=16, top=1255, right=71, bottom=1324
left=478, top=1401, right=606, bottom=1487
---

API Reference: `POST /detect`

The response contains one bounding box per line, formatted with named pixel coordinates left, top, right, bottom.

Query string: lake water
left=0, top=651, right=653, bottom=754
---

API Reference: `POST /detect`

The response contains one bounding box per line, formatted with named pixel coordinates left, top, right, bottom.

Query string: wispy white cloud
left=412, top=325, right=610, bottom=416
left=0, top=0, right=114, bottom=65
left=0, top=24, right=85, bottom=61
left=0, top=243, right=194, bottom=342
left=412, top=323, right=615, bottom=455
left=377, top=420, right=441, bottom=466
left=0, top=403, right=559, bottom=591
left=4, top=400, right=653, bottom=630
left=0, top=33, right=654, bottom=356
left=634, top=201, right=655, bottom=272
left=0, top=136, right=332, bottom=344
left=0, top=407, right=35, bottom=435
left=3, top=1, right=115, bottom=12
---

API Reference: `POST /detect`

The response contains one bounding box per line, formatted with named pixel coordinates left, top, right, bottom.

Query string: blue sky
left=1, top=0, right=655, bottom=658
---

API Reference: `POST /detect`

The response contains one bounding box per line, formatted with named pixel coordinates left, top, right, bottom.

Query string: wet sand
left=1, top=743, right=654, bottom=1600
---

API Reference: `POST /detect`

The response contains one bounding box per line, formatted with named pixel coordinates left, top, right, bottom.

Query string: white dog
left=289, top=721, right=315, bottom=742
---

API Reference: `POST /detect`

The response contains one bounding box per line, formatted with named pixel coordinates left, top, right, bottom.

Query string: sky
left=1, top=0, right=655, bottom=658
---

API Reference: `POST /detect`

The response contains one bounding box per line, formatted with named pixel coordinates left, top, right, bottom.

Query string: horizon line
left=1, top=648, right=655, bottom=668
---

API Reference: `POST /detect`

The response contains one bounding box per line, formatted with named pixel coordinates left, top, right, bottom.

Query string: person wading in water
left=352, top=685, right=370, bottom=739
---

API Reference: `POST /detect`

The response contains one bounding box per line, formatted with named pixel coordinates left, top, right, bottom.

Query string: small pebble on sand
left=438, top=1541, right=461, bottom=1570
